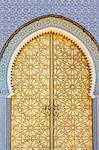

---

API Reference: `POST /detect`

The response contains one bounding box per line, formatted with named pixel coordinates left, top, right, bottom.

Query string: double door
left=11, top=32, right=93, bottom=150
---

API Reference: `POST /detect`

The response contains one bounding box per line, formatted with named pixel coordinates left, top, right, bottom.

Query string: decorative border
left=7, top=27, right=96, bottom=98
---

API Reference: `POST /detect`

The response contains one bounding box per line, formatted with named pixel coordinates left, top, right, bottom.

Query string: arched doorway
left=0, top=15, right=98, bottom=150
left=10, top=30, right=93, bottom=149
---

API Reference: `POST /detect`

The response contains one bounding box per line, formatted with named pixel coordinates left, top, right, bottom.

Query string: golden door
left=10, top=32, right=93, bottom=150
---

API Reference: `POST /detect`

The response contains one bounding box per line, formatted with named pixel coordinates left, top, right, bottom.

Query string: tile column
left=0, top=93, right=10, bottom=150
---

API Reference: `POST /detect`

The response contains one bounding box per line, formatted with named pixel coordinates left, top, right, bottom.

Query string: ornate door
left=10, top=32, right=93, bottom=150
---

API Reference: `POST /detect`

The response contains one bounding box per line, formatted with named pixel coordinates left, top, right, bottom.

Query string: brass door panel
left=11, top=32, right=93, bottom=150
left=53, top=34, right=93, bottom=150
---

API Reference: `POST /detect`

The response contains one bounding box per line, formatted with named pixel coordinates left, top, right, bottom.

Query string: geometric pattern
left=11, top=33, right=50, bottom=150
left=53, top=33, right=93, bottom=150
left=11, top=32, right=93, bottom=150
